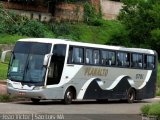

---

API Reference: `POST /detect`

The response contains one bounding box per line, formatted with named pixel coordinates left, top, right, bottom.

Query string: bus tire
left=127, top=88, right=135, bottom=103
left=31, top=98, right=40, bottom=103
left=63, top=88, right=74, bottom=105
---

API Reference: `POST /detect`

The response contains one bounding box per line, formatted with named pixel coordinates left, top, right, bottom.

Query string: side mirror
left=1, top=50, right=12, bottom=63
left=43, top=53, right=53, bottom=66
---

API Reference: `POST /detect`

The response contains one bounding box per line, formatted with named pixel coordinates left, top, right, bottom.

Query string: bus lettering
left=85, top=67, right=108, bottom=77
left=136, top=74, right=144, bottom=79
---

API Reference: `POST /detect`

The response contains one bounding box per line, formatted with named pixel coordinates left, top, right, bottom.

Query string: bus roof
left=18, top=38, right=155, bottom=54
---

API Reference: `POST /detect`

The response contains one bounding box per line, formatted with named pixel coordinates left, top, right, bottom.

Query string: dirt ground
left=0, top=81, right=7, bottom=95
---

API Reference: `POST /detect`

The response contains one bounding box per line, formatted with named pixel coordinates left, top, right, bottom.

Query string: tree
left=118, top=0, right=160, bottom=55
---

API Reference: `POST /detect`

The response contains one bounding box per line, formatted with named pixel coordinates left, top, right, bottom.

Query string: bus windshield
left=8, top=42, right=51, bottom=85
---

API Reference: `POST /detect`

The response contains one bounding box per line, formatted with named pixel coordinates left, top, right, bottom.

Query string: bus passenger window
left=117, top=52, right=130, bottom=67
left=108, top=51, right=116, bottom=66
left=93, top=50, right=100, bottom=65
left=101, top=50, right=115, bottom=66
left=131, top=53, right=143, bottom=69
left=144, top=55, right=155, bottom=69
left=71, top=47, right=84, bottom=64
left=101, top=50, right=108, bottom=65
left=85, top=49, right=93, bottom=64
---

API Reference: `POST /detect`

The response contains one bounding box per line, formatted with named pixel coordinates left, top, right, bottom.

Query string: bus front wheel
left=63, top=88, right=74, bottom=104
left=127, top=88, right=135, bottom=103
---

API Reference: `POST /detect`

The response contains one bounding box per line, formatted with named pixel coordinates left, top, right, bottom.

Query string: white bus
left=2, top=38, right=158, bottom=104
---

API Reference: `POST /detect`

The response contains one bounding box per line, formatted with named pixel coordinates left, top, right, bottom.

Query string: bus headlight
left=33, top=86, right=43, bottom=90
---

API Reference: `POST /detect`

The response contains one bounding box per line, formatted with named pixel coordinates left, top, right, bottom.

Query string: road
left=0, top=98, right=159, bottom=120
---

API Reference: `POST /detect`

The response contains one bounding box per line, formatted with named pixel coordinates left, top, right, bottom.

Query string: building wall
left=1, top=0, right=122, bottom=21
left=2, top=1, right=48, bottom=13
left=101, top=0, right=122, bottom=20
left=54, top=3, right=84, bottom=22
left=89, top=0, right=100, bottom=13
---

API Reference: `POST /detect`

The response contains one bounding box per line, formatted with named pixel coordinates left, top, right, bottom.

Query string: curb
left=0, top=80, right=7, bottom=85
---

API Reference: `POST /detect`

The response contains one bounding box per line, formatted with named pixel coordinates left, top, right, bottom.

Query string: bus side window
left=117, top=52, right=130, bottom=67
left=108, top=51, right=116, bottom=66
left=93, top=50, right=100, bottom=65
left=144, top=55, right=155, bottom=69
left=101, top=50, right=115, bottom=66
left=68, top=47, right=84, bottom=64
left=72, top=47, right=84, bottom=64
left=85, top=49, right=93, bottom=64
left=101, top=50, right=108, bottom=65
left=131, top=53, right=143, bottom=69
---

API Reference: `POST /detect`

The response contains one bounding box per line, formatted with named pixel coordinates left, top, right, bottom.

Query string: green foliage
left=0, top=34, right=27, bottom=44
left=157, top=63, right=160, bottom=96
left=19, top=20, right=46, bottom=37
left=83, top=2, right=102, bottom=25
left=141, top=104, right=150, bottom=115
left=141, top=103, right=160, bottom=119
left=0, top=95, right=15, bottom=102
left=148, top=104, right=160, bottom=117
left=104, top=20, right=129, bottom=46
left=118, top=0, right=160, bottom=55
left=49, top=21, right=125, bottom=44
left=0, top=4, right=54, bottom=38
left=150, top=29, right=160, bottom=53
left=0, top=62, right=8, bottom=80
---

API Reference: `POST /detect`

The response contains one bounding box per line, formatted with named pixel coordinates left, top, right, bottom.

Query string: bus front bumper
left=7, top=86, right=64, bottom=100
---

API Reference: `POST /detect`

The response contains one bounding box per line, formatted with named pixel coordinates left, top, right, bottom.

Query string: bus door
left=47, top=44, right=66, bottom=85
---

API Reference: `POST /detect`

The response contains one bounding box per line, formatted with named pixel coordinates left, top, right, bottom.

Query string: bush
left=0, top=4, right=53, bottom=38
left=83, top=2, right=102, bottom=25
left=0, top=62, right=8, bottom=80
left=105, top=20, right=129, bottom=46
left=148, top=104, right=160, bottom=118
left=141, top=103, right=160, bottom=119
left=157, top=63, right=160, bottom=96
left=19, top=20, right=46, bottom=37
left=141, top=104, right=150, bottom=115
left=0, top=95, right=14, bottom=102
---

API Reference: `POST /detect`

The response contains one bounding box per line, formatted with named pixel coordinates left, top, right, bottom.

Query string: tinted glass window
left=14, top=42, right=51, bottom=55
left=47, top=44, right=66, bottom=85
left=85, top=49, right=93, bottom=64
left=101, top=50, right=116, bottom=66
left=131, top=53, right=143, bottom=68
left=144, top=55, right=155, bottom=69
left=117, top=52, right=130, bottom=67
left=68, top=47, right=84, bottom=64
left=93, top=50, right=100, bottom=65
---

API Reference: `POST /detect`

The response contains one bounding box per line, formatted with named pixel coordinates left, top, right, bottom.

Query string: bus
left=1, top=38, right=158, bottom=104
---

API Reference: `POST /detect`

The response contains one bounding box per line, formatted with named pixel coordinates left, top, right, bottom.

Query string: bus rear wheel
left=63, top=88, right=74, bottom=104
left=127, top=88, right=135, bottom=103
left=31, top=98, right=40, bottom=103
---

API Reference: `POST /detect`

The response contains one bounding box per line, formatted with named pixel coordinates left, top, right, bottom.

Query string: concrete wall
left=2, top=0, right=122, bottom=21
left=101, top=0, right=123, bottom=20
left=54, top=3, right=84, bottom=22
left=12, top=10, right=52, bottom=22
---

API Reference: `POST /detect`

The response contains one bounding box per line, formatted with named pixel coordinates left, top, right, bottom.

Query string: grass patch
left=0, top=34, right=27, bottom=44
left=0, top=94, right=15, bottom=102
left=157, top=63, right=160, bottom=96
left=0, top=62, right=8, bottom=80
left=141, top=103, right=160, bottom=119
